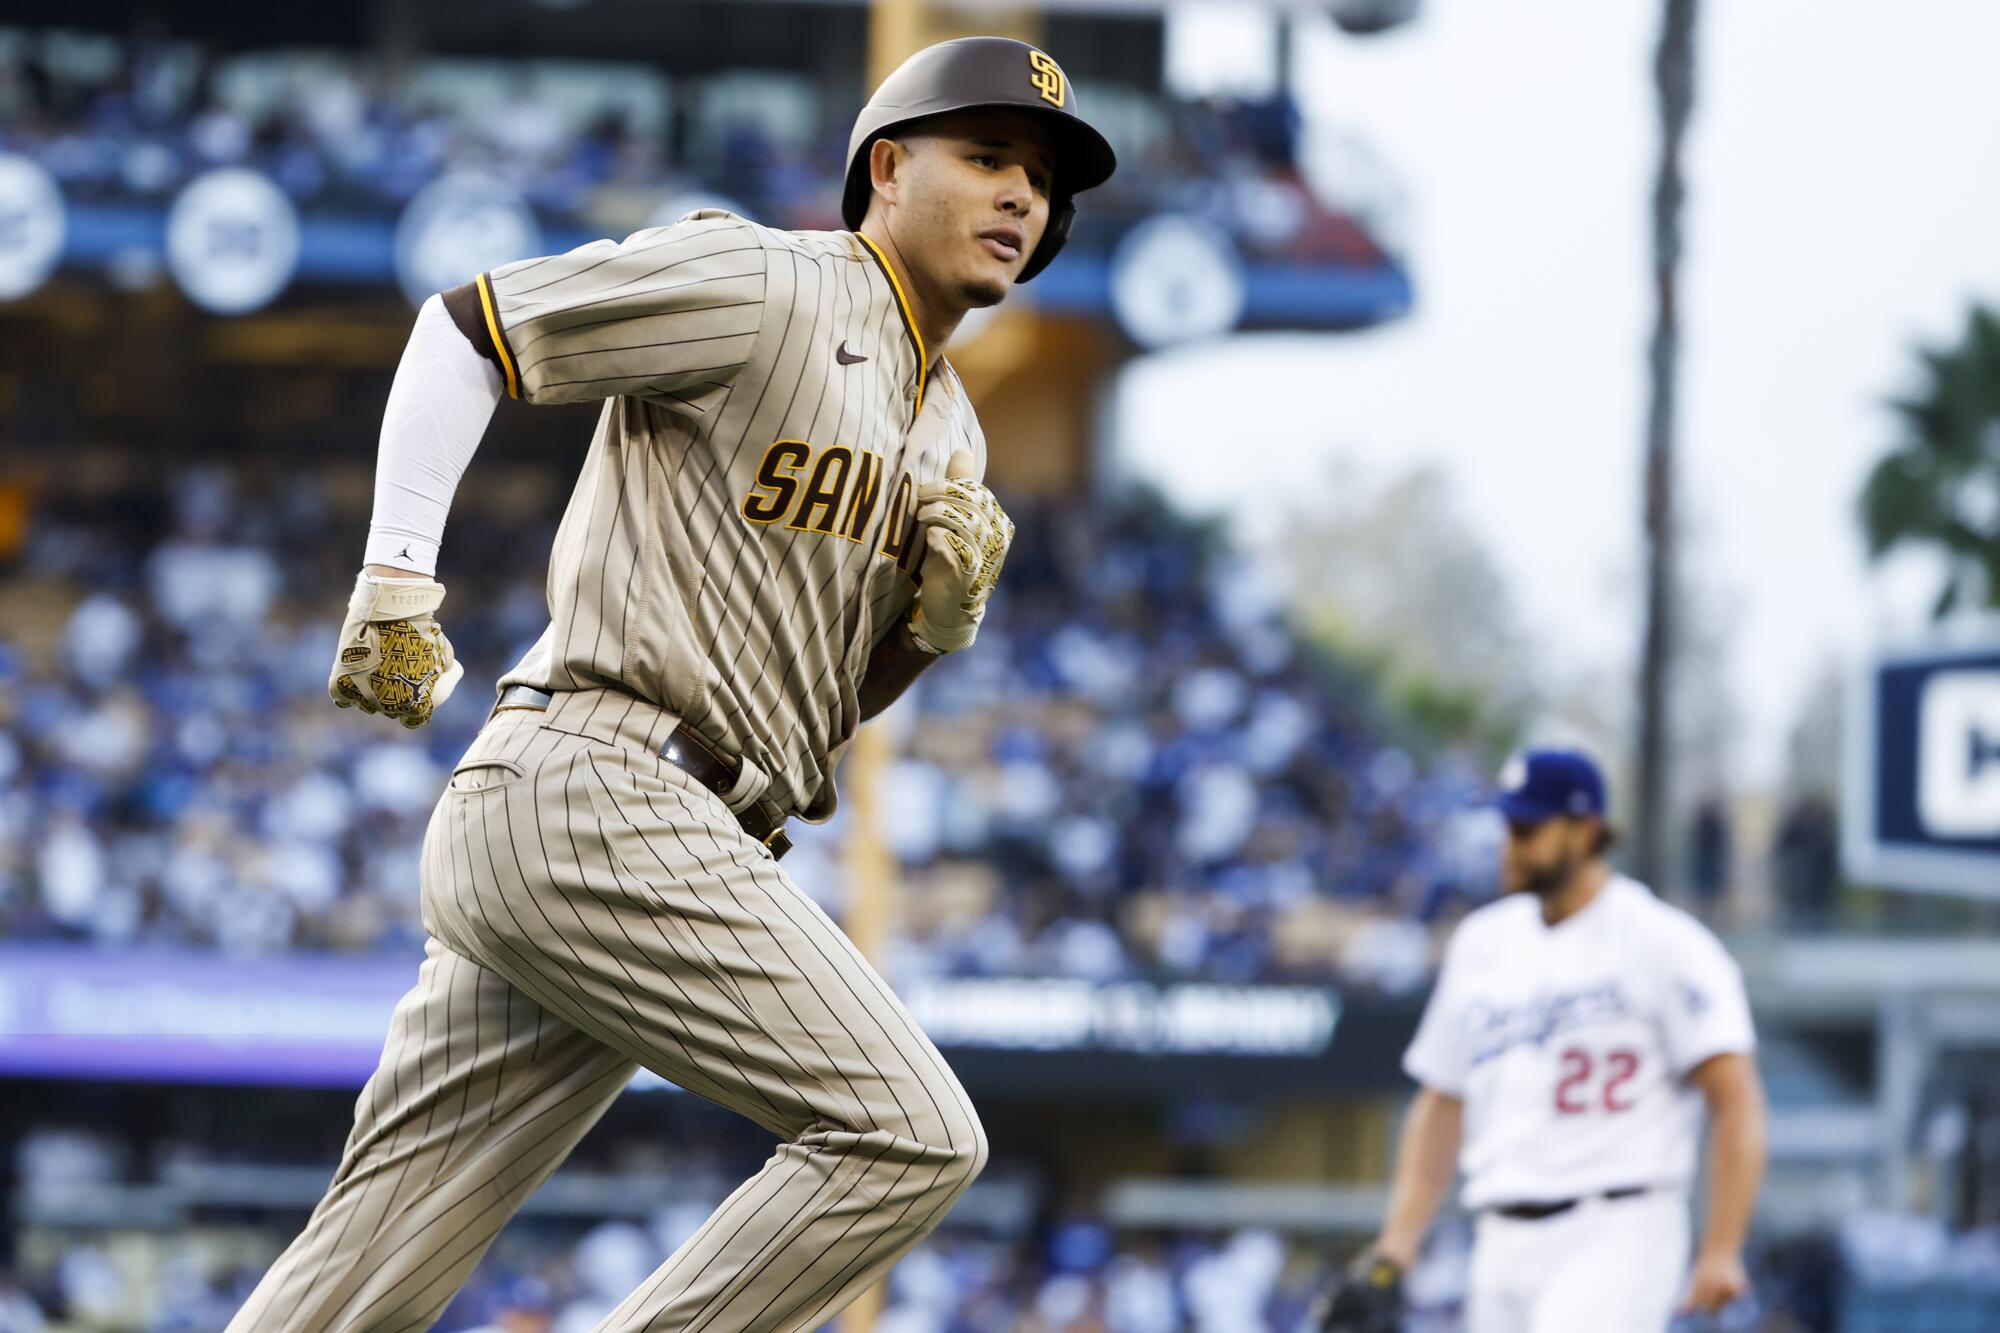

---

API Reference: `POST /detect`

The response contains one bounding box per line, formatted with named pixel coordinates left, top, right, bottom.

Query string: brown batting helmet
left=842, top=36, right=1117, bottom=283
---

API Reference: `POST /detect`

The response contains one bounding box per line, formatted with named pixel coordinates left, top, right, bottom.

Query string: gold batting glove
left=327, top=572, right=465, bottom=728
left=909, top=449, right=1014, bottom=655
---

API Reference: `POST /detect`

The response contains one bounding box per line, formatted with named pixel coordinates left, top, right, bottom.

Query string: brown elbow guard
left=439, top=281, right=509, bottom=379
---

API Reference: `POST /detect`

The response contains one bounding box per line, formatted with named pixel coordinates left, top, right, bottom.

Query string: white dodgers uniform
left=1403, top=875, right=1756, bottom=1333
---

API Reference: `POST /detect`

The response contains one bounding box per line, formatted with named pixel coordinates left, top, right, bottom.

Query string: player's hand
left=1677, top=1246, right=1750, bottom=1315
left=909, top=448, right=1013, bottom=655
left=1312, top=1248, right=1404, bottom=1333
left=327, top=571, right=465, bottom=728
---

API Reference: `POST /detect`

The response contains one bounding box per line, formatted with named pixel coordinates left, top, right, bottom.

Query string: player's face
left=891, top=110, right=1054, bottom=309
left=1501, top=816, right=1596, bottom=896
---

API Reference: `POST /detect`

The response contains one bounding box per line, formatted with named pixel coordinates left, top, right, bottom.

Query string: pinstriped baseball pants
left=228, top=691, right=987, bottom=1332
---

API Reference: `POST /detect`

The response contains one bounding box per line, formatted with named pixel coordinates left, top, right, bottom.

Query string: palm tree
left=1860, top=305, right=2000, bottom=617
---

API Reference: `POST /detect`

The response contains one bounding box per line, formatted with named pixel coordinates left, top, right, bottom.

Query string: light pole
left=1635, top=0, right=1699, bottom=890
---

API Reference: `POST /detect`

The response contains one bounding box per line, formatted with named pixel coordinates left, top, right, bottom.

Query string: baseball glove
left=327, top=572, right=464, bottom=728
left=1314, top=1251, right=1405, bottom=1333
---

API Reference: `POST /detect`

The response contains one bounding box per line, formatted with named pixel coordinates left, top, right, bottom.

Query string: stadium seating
left=0, top=29, right=1389, bottom=267
left=1, top=462, right=1496, bottom=988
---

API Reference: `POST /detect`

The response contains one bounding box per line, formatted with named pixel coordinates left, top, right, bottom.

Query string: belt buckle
left=762, top=826, right=792, bottom=861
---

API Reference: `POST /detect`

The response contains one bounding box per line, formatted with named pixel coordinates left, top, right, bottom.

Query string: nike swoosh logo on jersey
left=835, top=341, right=867, bottom=366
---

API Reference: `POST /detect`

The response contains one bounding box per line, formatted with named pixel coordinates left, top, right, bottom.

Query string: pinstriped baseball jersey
left=474, top=210, right=986, bottom=821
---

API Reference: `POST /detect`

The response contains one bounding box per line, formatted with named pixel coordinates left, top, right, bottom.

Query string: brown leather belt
left=494, top=685, right=792, bottom=860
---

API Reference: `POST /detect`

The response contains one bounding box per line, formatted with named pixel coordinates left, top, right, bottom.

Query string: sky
left=1116, top=0, right=2000, bottom=789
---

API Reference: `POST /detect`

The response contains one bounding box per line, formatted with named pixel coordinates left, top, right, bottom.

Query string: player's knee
left=935, top=1112, right=989, bottom=1200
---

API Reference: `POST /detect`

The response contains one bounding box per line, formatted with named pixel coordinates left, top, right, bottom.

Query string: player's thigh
left=343, top=938, right=637, bottom=1183
left=1529, top=1197, right=1688, bottom=1333
left=1466, top=1216, right=1539, bottom=1333
left=429, top=724, right=979, bottom=1154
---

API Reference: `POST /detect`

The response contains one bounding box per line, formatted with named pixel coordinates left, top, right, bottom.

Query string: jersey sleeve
left=1402, top=935, right=1471, bottom=1095
left=1654, top=918, right=1757, bottom=1077
left=474, top=213, right=768, bottom=407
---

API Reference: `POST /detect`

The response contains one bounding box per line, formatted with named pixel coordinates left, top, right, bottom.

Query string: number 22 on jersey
left=1554, top=1047, right=1640, bottom=1114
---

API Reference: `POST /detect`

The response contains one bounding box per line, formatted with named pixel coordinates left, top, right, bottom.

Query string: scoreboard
left=1845, top=623, right=2000, bottom=896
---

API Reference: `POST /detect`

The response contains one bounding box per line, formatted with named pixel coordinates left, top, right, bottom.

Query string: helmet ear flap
left=1016, top=197, right=1075, bottom=284
left=840, top=136, right=880, bottom=231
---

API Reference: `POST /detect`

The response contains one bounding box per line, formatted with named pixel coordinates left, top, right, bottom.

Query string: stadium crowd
left=0, top=461, right=1494, bottom=989
left=861, top=495, right=1495, bottom=991
left=5, top=1120, right=1889, bottom=1332
left=0, top=23, right=1391, bottom=266
left=1, top=1217, right=1351, bottom=1333
left=9, top=1118, right=1374, bottom=1332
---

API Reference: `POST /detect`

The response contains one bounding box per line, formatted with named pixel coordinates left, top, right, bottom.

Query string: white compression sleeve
left=362, top=293, right=505, bottom=576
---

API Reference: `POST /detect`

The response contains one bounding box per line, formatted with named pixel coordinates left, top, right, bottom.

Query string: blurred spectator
left=1688, top=794, right=1732, bottom=923
left=459, top=1277, right=556, bottom=1333
left=1773, top=796, right=1839, bottom=931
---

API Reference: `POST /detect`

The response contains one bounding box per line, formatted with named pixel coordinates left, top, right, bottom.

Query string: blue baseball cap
left=1493, top=748, right=1608, bottom=825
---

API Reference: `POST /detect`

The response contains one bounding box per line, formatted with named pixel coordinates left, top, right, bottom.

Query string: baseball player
left=1318, top=749, right=1768, bottom=1333
left=230, top=37, right=1114, bottom=1333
